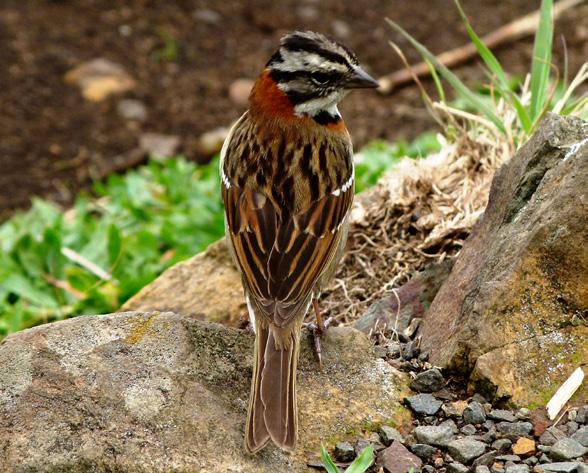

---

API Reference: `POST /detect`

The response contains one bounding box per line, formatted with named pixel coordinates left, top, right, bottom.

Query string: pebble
left=405, top=393, right=443, bottom=415
left=354, top=438, right=370, bottom=457
left=496, top=454, right=521, bottom=462
left=192, top=8, right=222, bottom=24
left=64, top=58, right=135, bottom=101
left=565, top=421, right=579, bottom=435
left=473, top=451, right=498, bottom=468
left=489, top=409, right=518, bottom=423
left=477, top=467, right=492, bottom=473
left=387, top=342, right=402, bottom=357
left=402, top=340, right=420, bottom=360
left=377, top=441, right=422, bottom=473
left=443, top=400, right=468, bottom=417
left=409, top=443, right=438, bottom=460
left=492, top=463, right=506, bottom=473
left=571, top=425, right=588, bottom=446
left=139, top=132, right=180, bottom=159
left=331, top=19, right=351, bottom=39
left=441, top=419, right=459, bottom=434
left=549, top=438, right=587, bottom=460
left=117, top=99, right=147, bottom=122
left=462, top=424, right=478, bottom=435
left=505, top=465, right=530, bottom=473
left=196, top=126, right=229, bottom=157
left=228, top=78, right=254, bottom=106
left=373, top=345, right=388, bottom=359
left=576, top=406, right=588, bottom=424
left=524, top=457, right=539, bottom=466
left=334, top=441, right=355, bottom=462
left=516, top=408, right=532, bottom=420
left=464, top=401, right=487, bottom=424
left=423, top=466, right=436, bottom=473
left=541, top=462, right=586, bottom=473
left=496, top=421, right=533, bottom=441
left=410, top=368, right=445, bottom=393
left=414, top=424, right=455, bottom=447
left=492, top=439, right=513, bottom=453
left=447, top=438, right=487, bottom=464
left=513, top=438, right=536, bottom=456
left=540, top=427, right=567, bottom=446
left=448, top=462, right=470, bottom=473
left=379, top=425, right=403, bottom=446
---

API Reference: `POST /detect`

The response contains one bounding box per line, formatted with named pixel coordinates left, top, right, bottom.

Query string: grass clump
left=321, top=444, right=374, bottom=473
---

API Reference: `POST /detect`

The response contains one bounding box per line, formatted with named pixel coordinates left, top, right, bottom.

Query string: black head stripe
left=282, top=34, right=350, bottom=67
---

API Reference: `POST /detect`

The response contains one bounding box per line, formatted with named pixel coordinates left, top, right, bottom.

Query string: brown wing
left=223, top=183, right=352, bottom=328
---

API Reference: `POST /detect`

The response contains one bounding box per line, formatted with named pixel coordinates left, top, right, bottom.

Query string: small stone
left=489, top=410, right=518, bottom=423
left=192, top=8, right=222, bottom=24
left=575, top=406, right=588, bottom=424
left=462, top=424, right=478, bottom=435
left=568, top=409, right=578, bottom=422
left=377, top=441, right=422, bottom=473
left=513, top=438, right=536, bottom=456
left=402, top=340, right=420, bottom=360
left=331, top=19, right=351, bottom=39
left=379, top=425, right=403, bottom=446
left=492, top=462, right=506, bottom=473
left=524, top=457, right=539, bottom=466
left=229, top=78, right=254, bottom=106
left=473, top=451, right=498, bottom=468
left=405, top=393, right=443, bottom=415
left=354, top=438, right=371, bottom=457
left=493, top=439, right=513, bottom=453
left=516, top=408, right=531, bottom=420
left=414, top=424, right=455, bottom=447
left=64, top=58, right=136, bottom=101
left=410, top=368, right=445, bottom=393
left=539, top=427, right=567, bottom=446
left=334, top=441, right=355, bottom=462
left=440, top=419, right=459, bottom=434
left=139, top=132, right=180, bottom=159
left=117, top=99, right=148, bottom=122
left=565, top=421, right=579, bottom=435
left=434, top=457, right=445, bottom=467
left=549, top=438, right=588, bottom=460
left=484, top=420, right=497, bottom=430
left=373, top=345, right=388, bottom=359
left=571, top=425, right=588, bottom=446
left=464, top=401, right=487, bottom=424
left=496, top=455, right=521, bottom=462
left=196, top=127, right=230, bottom=157
left=477, top=467, right=492, bottom=473
left=505, top=465, right=530, bottom=473
left=367, top=432, right=386, bottom=451
left=443, top=400, right=469, bottom=417
left=409, top=443, right=438, bottom=460
left=539, top=453, right=551, bottom=463
left=447, top=438, right=487, bottom=464
left=541, top=462, right=585, bottom=473
left=496, top=422, right=533, bottom=441
left=449, top=462, right=470, bottom=473
left=424, top=415, right=436, bottom=424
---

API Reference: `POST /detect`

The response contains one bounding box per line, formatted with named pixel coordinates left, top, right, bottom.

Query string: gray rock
left=516, top=408, right=532, bottom=420
left=571, top=425, right=588, bottom=446
left=414, top=424, right=455, bottom=447
left=549, top=438, right=588, bottom=460
left=492, top=438, right=513, bottom=453
left=373, top=345, right=388, bottom=358
left=477, top=467, right=492, bottom=473
left=116, top=99, right=148, bottom=122
left=387, top=342, right=402, bottom=358
left=565, top=421, right=579, bottom=435
left=576, top=406, right=588, bottom=424
left=377, top=441, right=422, bottom=473
left=489, top=409, right=518, bottom=422
left=464, top=401, right=487, bottom=424
left=441, top=418, right=459, bottom=433
left=541, top=463, right=585, bottom=473
left=0, top=311, right=410, bottom=472
left=462, top=424, right=478, bottom=435
left=540, top=426, right=568, bottom=446
left=139, top=132, right=181, bottom=159
left=405, top=393, right=443, bottom=415
left=524, top=457, right=538, bottom=466
left=505, top=465, right=529, bottom=473
left=379, top=425, right=404, bottom=446
left=496, top=455, right=522, bottom=462
left=410, top=443, right=438, bottom=460
left=472, top=451, right=498, bottom=468
left=447, top=438, right=487, bottom=464
left=539, top=453, right=552, bottom=463
left=355, top=438, right=371, bottom=457
left=423, top=466, right=436, bottom=473
left=448, top=462, right=470, bottom=473
left=496, top=421, right=533, bottom=441
left=335, top=441, right=355, bottom=462
left=410, top=368, right=445, bottom=393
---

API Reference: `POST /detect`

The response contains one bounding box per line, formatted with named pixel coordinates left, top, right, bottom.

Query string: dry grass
left=318, top=117, right=515, bottom=325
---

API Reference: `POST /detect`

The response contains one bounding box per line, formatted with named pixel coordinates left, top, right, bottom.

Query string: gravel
left=379, top=425, right=404, bottom=446
left=464, top=401, right=487, bottom=424
left=496, top=421, right=533, bottom=441
left=405, top=393, right=443, bottom=415
left=492, top=438, right=513, bottom=453
left=447, top=438, right=487, bottom=464
left=410, top=443, right=438, bottom=460
left=489, top=409, right=518, bottom=423
left=414, top=424, right=455, bottom=447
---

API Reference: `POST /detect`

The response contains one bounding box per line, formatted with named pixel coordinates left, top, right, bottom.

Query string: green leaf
left=107, top=224, right=122, bottom=266
left=0, top=274, right=58, bottom=308
left=345, top=444, right=374, bottom=473
left=320, top=445, right=341, bottom=473
left=529, top=0, right=553, bottom=120
left=386, top=19, right=506, bottom=134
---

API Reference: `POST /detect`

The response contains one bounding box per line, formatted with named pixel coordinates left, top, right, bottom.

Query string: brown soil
left=1, top=0, right=587, bottom=220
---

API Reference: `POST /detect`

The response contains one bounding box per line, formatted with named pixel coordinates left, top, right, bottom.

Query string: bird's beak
left=343, top=66, right=379, bottom=89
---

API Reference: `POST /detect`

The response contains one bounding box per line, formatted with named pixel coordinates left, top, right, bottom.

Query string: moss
left=123, top=312, right=160, bottom=345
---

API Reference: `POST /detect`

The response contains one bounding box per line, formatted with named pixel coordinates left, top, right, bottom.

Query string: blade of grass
left=320, top=445, right=340, bottom=473
left=529, top=0, right=553, bottom=120
left=386, top=18, right=506, bottom=134
left=345, top=444, right=374, bottom=473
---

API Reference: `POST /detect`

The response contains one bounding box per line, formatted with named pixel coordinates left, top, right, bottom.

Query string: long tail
left=245, top=318, right=300, bottom=454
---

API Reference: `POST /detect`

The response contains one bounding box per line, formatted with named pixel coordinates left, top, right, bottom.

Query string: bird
left=220, top=31, right=378, bottom=454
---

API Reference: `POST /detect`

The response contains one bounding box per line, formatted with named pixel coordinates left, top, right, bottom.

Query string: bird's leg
left=237, top=311, right=255, bottom=335
left=303, top=299, right=333, bottom=367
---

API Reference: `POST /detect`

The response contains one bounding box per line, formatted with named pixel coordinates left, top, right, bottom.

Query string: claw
left=303, top=299, right=334, bottom=367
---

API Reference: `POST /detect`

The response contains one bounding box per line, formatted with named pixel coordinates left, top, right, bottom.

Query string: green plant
left=320, top=444, right=374, bottom=473
left=387, top=0, right=588, bottom=145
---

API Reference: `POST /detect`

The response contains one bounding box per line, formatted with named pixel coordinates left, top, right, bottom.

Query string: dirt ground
left=1, top=0, right=587, bottom=220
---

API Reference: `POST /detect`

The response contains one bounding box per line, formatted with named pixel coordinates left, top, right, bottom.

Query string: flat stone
left=462, top=424, right=478, bottom=435
left=489, top=410, right=518, bottom=423
left=464, top=401, right=487, bottom=424
left=565, top=421, right=580, bottom=435
left=441, top=419, right=459, bottom=433
left=523, top=457, right=538, bottom=466
left=379, top=425, right=404, bottom=446
left=377, top=441, right=422, bottom=473
left=496, top=455, right=521, bottom=462
left=571, top=425, right=588, bottom=446
left=516, top=408, right=532, bottom=420
left=414, top=424, right=455, bottom=447
left=405, top=393, right=443, bottom=415
left=477, top=467, right=492, bottom=473
left=540, top=427, right=568, bottom=446
left=410, top=443, right=438, bottom=460
left=335, top=441, right=355, bottom=462
left=473, top=451, right=498, bottom=468
left=448, top=462, right=470, bottom=473
left=505, top=465, right=529, bottom=473
left=512, top=438, right=536, bottom=456
left=549, top=438, right=588, bottom=460
left=576, top=406, right=588, bottom=424
left=64, top=58, right=136, bottom=101
left=496, top=422, right=533, bottom=441
left=492, top=439, right=513, bottom=453
left=447, top=438, right=487, bottom=464
left=541, top=462, right=585, bottom=473
left=410, top=368, right=445, bottom=393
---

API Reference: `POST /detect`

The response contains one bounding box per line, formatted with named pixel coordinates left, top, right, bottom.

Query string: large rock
left=0, top=311, right=411, bottom=472
left=123, top=239, right=246, bottom=325
left=420, top=114, right=588, bottom=406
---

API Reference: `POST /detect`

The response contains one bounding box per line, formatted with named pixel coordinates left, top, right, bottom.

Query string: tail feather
left=245, top=319, right=299, bottom=453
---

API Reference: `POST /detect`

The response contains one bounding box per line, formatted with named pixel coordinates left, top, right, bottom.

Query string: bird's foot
left=303, top=316, right=333, bottom=367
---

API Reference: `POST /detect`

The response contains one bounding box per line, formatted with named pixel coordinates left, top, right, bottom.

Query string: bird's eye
left=310, top=72, right=331, bottom=86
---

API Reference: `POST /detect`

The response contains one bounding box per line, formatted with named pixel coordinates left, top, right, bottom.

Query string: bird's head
left=251, top=31, right=378, bottom=120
